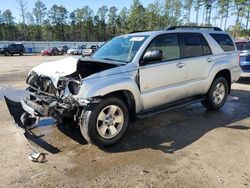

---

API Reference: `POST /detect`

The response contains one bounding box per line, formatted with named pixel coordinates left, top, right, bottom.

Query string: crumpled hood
left=30, top=57, right=79, bottom=86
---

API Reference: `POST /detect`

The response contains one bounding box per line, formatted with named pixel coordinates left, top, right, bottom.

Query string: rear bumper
left=231, top=66, right=242, bottom=83
left=241, top=71, right=250, bottom=77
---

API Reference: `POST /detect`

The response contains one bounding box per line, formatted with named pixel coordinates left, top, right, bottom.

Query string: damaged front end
left=20, top=58, right=119, bottom=127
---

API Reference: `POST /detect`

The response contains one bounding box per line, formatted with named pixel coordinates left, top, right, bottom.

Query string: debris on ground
left=31, top=171, right=47, bottom=179
left=141, top=170, right=150, bottom=175
left=28, top=151, right=46, bottom=163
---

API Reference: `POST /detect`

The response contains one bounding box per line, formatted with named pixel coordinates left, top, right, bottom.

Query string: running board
left=137, top=96, right=205, bottom=119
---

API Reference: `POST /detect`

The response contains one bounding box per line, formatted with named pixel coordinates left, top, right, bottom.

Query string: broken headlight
left=68, top=80, right=81, bottom=95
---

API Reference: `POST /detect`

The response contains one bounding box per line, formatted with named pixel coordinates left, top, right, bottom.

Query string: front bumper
left=4, top=96, right=61, bottom=154
left=21, top=98, right=47, bottom=116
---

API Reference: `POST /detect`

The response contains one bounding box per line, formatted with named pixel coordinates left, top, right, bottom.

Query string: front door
left=139, top=33, right=187, bottom=110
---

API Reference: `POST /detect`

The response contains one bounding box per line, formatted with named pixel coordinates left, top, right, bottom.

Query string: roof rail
left=165, top=26, right=222, bottom=31
left=129, top=30, right=151, bottom=34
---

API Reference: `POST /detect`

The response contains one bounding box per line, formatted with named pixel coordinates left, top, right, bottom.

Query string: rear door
left=179, top=33, right=213, bottom=97
left=139, top=33, right=187, bottom=110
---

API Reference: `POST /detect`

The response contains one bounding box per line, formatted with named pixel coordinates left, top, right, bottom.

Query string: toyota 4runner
left=11, top=26, right=241, bottom=147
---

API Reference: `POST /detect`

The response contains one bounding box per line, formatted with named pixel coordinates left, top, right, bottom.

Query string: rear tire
left=202, top=77, right=229, bottom=110
left=80, top=97, right=129, bottom=147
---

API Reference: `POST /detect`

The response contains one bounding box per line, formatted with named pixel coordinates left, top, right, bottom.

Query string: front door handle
left=176, top=62, right=185, bottom=68
left=207, top=57, right=214, bottom=63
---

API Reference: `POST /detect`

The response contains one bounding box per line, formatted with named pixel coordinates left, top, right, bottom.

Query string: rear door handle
left=176, top=62, right=185, bottom=68
left=207, top=57, right=213, bottom=63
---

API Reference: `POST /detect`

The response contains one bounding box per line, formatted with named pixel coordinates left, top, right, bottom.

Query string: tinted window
left=210, top=34, right=235, bottom=52
left=181, top=33, right=203, bottom=58
left=147, top=34, right=180, bottom=61
left=200, top=35, right=212, bottom=55
left=244, top=43, right=250, bottom=50
left=236, top=43, right=245, bottom=51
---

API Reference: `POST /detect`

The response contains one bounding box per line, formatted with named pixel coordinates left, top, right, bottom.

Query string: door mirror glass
left=142, top=49, right=163, bottom=63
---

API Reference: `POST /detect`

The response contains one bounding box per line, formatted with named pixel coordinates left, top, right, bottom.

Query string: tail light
left=238, top=52, right=240, bottom=65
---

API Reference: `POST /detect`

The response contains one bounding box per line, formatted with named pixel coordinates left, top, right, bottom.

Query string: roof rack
left=129, top=30, right=151, bottom=34
left=165, top=26, right=222, bottom=31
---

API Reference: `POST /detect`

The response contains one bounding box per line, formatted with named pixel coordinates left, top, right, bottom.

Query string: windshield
left=92, top=35, right=148, bottom=63
left=0, top=44, right=7, bottom=48
left=236, top=42, right=250, bottom=51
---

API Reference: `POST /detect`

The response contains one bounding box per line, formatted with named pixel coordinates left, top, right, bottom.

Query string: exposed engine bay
left=23, top=58, right=119, bottom=125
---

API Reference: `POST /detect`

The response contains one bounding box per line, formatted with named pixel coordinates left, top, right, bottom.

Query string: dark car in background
left=235, top=40, right=250, bottom=75
left=58, top=45, right=69, bottom=55
left=82, top=45, right=99, bottom=57
left=41, top=47, right=60, bottom=56
left=0, top=43, right=25, bottom=56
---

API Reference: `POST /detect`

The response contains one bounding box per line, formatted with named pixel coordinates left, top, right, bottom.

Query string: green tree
left=0, top=11, right=3, bottom=40
left=194, top=0, right=203, bottom=24
left=203, top=0, right=213, bottom=26
left=74, top=6, right=94, bottom=41
left=117, top=7, right=128, bottom=34
left=95, top=6, right=108, bottom=40
left=107, top=6, right=118, bottom=37
left=127, top=0, right=147, bottom=32
left=246, top=2, right=250, bottom=29
left=16, top=0, right=28, bottom=40
left=69, top=12, right=76, bottom=40
left=32, top=0, right=47, bottom=40
left=2, top=9, right=16, bottom=40
left=146, top=2, right=162, bottom=30
left=49, top=5, right=68, bottom=40
left=183, top=0, right=193, bottom=24
left=232, top=0, right=246, bottom=37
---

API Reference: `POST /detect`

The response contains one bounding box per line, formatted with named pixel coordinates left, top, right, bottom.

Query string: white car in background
left=67, top=45, right=86, bottom=55
left=82, top=45, right=99, bottom=57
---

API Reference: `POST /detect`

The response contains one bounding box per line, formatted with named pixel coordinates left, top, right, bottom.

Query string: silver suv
left=20, top=26, right=241, bottom=147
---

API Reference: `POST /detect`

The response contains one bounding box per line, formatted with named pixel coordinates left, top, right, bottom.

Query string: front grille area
left=27, top=72, right=56, bottom=94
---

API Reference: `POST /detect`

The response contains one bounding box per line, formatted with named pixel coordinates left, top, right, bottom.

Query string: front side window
left=92, top=35, right=148, bottom=63
left=146, top=34, right=180, bottom=62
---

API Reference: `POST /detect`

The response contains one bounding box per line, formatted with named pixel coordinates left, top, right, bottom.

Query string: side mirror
left=142, top=49, right=163, bottom=63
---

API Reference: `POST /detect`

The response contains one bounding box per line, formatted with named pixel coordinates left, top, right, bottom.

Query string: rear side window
left=200, top=36, right=212, bottom=55
left=210, top=34, right=235, bottom=52
left=180, top=33, right=211, bottom=58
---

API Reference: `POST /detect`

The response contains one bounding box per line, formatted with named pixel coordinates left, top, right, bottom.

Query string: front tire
left=81, top=97, right=129, bottom=147
left=202, top=77, right=229, bottom=110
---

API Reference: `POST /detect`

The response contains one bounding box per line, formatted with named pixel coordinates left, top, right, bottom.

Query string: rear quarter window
left=210, top=33, right=235, bottom=52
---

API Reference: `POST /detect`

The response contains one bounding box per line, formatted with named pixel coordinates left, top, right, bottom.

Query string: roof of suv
left=127, top=26, right=228, bottom=37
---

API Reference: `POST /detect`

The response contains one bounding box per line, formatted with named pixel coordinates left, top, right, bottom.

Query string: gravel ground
left=0, top=55, right=249, bottom=188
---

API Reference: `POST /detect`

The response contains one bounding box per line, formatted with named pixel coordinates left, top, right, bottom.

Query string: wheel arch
left=213, top=69, right=231, bottom=93
left=97, top=90, right=137, bottom=122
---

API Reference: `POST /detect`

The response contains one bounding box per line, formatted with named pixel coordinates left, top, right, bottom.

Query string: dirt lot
left=0, top=55, right=249, bottom=188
